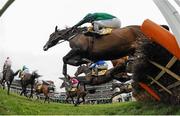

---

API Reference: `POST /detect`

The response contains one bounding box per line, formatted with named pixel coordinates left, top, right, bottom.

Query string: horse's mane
left=131, top=38, right=180, bottom=104
left=56, top=27, right=87, bottom=42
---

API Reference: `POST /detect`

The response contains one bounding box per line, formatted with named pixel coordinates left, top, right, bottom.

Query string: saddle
left=127, top=84, right=132, bottom=89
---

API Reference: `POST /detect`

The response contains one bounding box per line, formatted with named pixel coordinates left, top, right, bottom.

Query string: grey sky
left=0, top=0, right=179, bottom=92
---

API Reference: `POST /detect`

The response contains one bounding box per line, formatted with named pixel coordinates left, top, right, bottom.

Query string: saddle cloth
left=70, top=88, right=77, bottom=92
left=37, top=84, right=42, bottom=91
left=127, top=84, right=132, bottom=89
left=99, top=28, right=112, bottom=35
left=91, top=69, right=107, bottom=76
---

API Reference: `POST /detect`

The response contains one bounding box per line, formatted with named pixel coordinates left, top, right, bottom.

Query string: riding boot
left=95, top=68, right=98, bottom=76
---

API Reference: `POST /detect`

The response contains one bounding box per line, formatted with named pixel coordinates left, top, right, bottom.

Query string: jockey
left=69, top=76, right=79, bottom=88
left=20, top=65, right=29, bottom=78
left=89, top=60, right=108, bottom=76
left=72, top=12, right=121, bottom=34
left=3, top=57, right=12, bottom=71
left=2, top=57, right=12, bottom=80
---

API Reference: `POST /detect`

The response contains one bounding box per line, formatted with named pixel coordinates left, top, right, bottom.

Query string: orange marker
left=139, top=82, right=160, bottom=101
left=141, top=19, right=180, bottom=60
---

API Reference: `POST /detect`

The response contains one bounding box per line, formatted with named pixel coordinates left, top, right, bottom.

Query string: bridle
left=56, top=33, right=78, bottom=45
left=54, top=27, right=79, bottom=44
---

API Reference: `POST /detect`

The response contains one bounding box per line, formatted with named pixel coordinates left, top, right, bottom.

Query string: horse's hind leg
left=24, top=88, right=28, bottom=97
left=2, top=81, right=5, bottom=89
left=44, top=96, right=47, bottom=103
left=20, top=90, right=23, bottom=96
left=65, top=96, right=69, bottom=104
left=44, top=95, right=50, bottom=103
left=82, top=96, right=86, bottom=104
left=48, top=96, right=50, bottom=103
left=71, top=97, right=74, bottom=104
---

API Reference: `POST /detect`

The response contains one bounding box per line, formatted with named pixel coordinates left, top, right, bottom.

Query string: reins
left=57, top=30, right=79, bottom=44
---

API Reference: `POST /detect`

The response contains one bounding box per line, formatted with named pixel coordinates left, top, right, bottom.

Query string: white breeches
left=71, top=83, right=78, bottom=88
left=93, top=18, right=121, bottom=31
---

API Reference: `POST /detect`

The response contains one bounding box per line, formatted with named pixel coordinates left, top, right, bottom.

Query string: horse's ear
left=59, top=77, right=65, bottom=80
left=38, top=75, right=43, bottom=77
left=55, top=26, right=58, bottom=32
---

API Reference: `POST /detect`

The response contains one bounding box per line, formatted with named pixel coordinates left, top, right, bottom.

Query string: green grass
left=0, top=88, right=180, bottom=115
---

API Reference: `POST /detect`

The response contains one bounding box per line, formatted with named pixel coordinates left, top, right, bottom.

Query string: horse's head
left=74, top=64, right=90, bottom=77
left=60, top=79, right=70, bottom=89
left=43, top=26, right=69, bottom=51
left=43, top=26, right=87, bottom=51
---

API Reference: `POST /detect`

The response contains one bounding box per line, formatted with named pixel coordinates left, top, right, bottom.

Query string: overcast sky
left=0, top=0, right=179, bottom=92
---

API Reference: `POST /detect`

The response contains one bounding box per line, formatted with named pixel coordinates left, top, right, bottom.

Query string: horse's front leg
left=62, top=49, right=82, bottom=76
left=82, top=96, right=86, bottom=104
left=63, top=63, right=67, bottom=77
left=71, top=97, right=74, bottom=104
left=24, top=87, right=28, bottom=97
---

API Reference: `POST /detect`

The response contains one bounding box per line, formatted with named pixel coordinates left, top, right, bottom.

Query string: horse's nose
left=43, top=45, right=48, bottom=51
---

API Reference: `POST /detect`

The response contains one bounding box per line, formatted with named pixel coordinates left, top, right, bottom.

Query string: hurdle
left=140, top=19, right=180, bottom=99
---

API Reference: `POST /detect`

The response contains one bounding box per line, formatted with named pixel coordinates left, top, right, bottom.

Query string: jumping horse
left=43, top=25, right=169, bottom=79
left=43, top=26, right=142, bottom=79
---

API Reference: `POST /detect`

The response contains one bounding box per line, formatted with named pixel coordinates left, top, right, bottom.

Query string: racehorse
left=74, top=64, right=130, bottom=85
left=43, top=25, right=168, bottom=78
left=43, top=26, right=142, bottom=78
left=19, top=71, right=41, bottom=98
left=35, top=80, right=55, bottom=103
left=0, top=68, right=20, bottom=95
left=60, top=78, right=95, bottom=106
